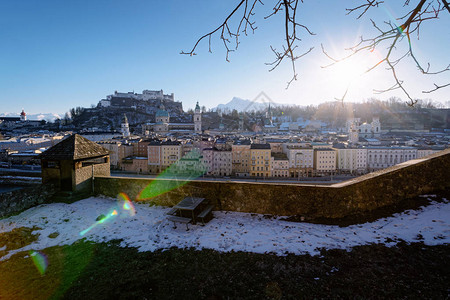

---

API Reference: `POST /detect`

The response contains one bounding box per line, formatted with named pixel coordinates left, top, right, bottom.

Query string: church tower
left=348, top=122, right=359, bottom=144
left=371, top=117, right=381, bottom=137
left=265, top=104, right=273, bottom=125
left=121, top=114, right=130, bottom=137
left=194, top=101, right=202, bottom=134
left=20, top=109, right=27, bottom=122
left=238, top=113, right=244, bottom=132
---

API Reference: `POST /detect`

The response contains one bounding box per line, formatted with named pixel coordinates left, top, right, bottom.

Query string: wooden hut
left=39, top=134, right=110, bottom=192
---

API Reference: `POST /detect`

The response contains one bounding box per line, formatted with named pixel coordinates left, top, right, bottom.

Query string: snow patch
left=0, top=196, right=449, bottom=260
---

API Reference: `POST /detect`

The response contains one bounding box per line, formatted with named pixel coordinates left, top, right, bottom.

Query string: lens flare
left=79, top=209, right=118, bottom=236
left=80, top=193, right=139, bottom=237
left=118, top=192, right=136, bottom=216
left=29, top=250, right=48, bottom=275
left=137, top=149, right=207, bottom=201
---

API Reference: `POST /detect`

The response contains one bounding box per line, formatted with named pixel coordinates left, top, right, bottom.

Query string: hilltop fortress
left=97, top=89, right=184, bottom=117
left=99, top=89, right=175, bottom=107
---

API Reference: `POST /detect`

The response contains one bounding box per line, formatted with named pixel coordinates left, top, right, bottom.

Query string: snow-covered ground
left=0, top=195, right=449, bottom=260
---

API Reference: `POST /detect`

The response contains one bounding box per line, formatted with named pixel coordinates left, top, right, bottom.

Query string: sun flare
left=321, top=48, right=384, bottom=100
left=329, top=57, right=369, bottom=88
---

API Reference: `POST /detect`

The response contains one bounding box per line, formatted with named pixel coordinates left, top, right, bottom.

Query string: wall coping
left=332, top=148, right=449, bottom=188
left=94, top=175, right=333, bottom=188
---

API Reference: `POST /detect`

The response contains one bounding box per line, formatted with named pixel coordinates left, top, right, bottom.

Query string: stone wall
left=94, top=149, right=450, bottom=219
left=0, top=184, right=57, bottom=218
left=75, top=162, right=110, bottom=192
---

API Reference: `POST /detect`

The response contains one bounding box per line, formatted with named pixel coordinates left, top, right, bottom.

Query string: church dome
left=155, top=109, right=169, bottom=118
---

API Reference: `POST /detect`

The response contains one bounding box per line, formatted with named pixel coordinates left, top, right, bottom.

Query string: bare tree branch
left=423, top=82, right=450, bottom=93
left=182, top=0, right=449, bottom=103
left=264, top=0, right=315, bottom=88
left=346, top=0, right=384, bottom=19
left=180, top=0, right=252, bottom=61
left=322, top=0, right=449, bottom=105
left=442, top=0, right=450, bottom=12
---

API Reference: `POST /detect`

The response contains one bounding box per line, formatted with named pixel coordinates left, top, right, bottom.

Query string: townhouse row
left=99, top=139, right=441, bottom=177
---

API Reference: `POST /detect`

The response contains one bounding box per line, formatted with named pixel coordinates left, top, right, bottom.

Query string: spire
left=121, top=114, right=130, bottom=137
left=20, top=109, right=26, bottom=121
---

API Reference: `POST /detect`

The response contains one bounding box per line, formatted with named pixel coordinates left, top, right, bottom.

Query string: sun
left=329, top=57, right=368, bottom=89
left=321, top=49, right=383, bottom=100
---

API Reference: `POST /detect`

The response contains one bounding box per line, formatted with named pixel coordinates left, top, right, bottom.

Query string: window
left=47, top=161, right=59, bottom=168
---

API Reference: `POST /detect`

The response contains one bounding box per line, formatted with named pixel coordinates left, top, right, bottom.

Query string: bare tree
left=181, top=0, right=450, bottom=106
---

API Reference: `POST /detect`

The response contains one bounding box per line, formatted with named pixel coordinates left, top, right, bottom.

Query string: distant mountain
left=212, top=97, right=287, bottom=112
left=0, top=112, right=61, bottom=122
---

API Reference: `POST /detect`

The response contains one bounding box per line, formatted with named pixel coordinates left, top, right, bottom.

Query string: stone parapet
left=0, top=184, right=57, bottom=218
left=94, top=149, right=450, bottom=219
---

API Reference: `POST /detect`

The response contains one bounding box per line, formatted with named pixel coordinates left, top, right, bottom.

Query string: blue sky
left=0, top=0, right=449, bottom=115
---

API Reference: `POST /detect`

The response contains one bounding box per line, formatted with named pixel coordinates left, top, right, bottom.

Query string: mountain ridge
left=212, top=97, right=289, bottom=112
left=0, top=112, right=61, bottom=122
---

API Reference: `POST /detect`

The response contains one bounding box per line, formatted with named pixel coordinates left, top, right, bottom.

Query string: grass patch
left=0, top=241, right=448, bottom=299
left=0, top=226, right=41, bottom=257
left=0, top=239, right=95, bottom=300
left=48, top=232, right=59, bottom=239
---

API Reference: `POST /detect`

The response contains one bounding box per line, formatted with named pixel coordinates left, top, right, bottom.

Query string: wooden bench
left=166, top=207, right=177, bottom=216
left=197, top=204, right=214, bottom=225
left=167, top=215, right=191, bottom=230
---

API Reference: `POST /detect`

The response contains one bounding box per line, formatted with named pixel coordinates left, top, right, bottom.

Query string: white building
left=335, top=147, right=367, bottom=174
left=0, top=136, right=54, bottom=151
left=98, top=141, right=121, bottom=168
left=367, top=147, right=417, bottom=171
left=417, top=147, right=437, bottom=158
left=283, top=145, right=314, bottom=177
left=141, top=102, right=202, bottom=135
left=141, top=89, right=174, bottom=101
left=271, top=153, right=289, bottom=177
left=99, top=99, right=111, bottom=107
left=346, top=117, right=381, bottom=139
left=314, top=148, right=337, bottom=175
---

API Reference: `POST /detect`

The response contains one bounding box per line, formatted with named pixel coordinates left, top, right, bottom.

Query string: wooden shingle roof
left=39, top=134, right=110, bottom=160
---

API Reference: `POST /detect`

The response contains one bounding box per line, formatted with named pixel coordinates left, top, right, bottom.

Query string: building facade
left=367, top=147, right=417, bottom=171
left=231, top=140, right=251, bottom=177
left=284, top=145, right=314, bottom=177
left=250, top=144, right=271, bottom=177
left=160, top=141, right=182, bottom=171
left=336, top=147, right=368, bottom=174
left=271, top=153, right=289, bottom=177
left=314, top=148, right=337, bottom=175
